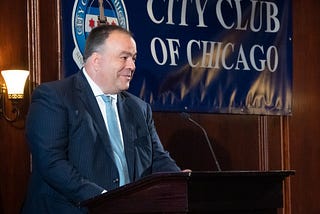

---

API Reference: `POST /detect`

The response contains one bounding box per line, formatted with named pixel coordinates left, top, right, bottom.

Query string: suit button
left=112, top=178, right=119, bottom=183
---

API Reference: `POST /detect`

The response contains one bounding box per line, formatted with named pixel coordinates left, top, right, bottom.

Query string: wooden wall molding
left=258, top=115, right=269, bottom=171
left=281, top=116, right=292, bottom=214
left=27, top=0, right=41, bottom=88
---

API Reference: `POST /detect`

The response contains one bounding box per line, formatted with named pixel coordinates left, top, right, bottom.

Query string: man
left=22, top=25, right=181, bottom=213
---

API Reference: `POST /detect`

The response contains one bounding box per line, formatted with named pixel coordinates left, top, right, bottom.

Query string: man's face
left=95, top=30, right=137, bottom=94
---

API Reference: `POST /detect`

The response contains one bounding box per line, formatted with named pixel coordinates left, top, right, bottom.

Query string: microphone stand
left=181, top=112, right=222, bottom=171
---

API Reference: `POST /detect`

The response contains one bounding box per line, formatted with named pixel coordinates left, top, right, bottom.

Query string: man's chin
left=120, top=84, right=130, bottom=91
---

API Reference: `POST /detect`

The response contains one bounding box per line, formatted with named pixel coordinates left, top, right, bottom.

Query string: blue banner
left=61, top=0, right=292, bottom=115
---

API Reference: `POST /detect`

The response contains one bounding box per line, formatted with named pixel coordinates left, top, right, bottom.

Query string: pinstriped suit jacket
left=21, top=70, right=180, bottom=213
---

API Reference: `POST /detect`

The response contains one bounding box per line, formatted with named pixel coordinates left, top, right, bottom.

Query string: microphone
left=180, top=112, right=222, bottom=171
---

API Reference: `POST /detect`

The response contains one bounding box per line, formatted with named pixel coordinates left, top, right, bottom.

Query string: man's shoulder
left=35, top=71, right=83, bottom=91
left=119, top=91, right=153, bottom=113
left=32, top=71, right=85, bottom=99
left=120, top=91, right=146, bottom=105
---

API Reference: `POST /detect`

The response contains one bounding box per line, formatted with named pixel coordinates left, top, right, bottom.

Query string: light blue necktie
left=101, top=95, right=129, bottom=186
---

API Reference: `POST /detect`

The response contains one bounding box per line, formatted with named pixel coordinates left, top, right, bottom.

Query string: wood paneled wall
left=0, top=0, right=30, bottom=213
left=0, top=0, right=319, bottom=213
left=290, top=0, right=320, bottom=213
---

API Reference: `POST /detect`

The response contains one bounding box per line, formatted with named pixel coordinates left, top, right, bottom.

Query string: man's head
left=84, top=25, right=137, bottom=94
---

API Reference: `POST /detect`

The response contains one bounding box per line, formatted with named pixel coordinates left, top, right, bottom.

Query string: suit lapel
left=117, top=93, right=136, bottom=182
left=74, top=71, right=114, bottom=156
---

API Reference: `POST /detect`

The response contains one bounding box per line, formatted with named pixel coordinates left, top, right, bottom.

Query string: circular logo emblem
left=72, top=0, right=128, bottom=68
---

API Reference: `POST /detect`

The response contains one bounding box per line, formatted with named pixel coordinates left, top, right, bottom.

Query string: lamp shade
left=1, top=70, right=30, bottom=99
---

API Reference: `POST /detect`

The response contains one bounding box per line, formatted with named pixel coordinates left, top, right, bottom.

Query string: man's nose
left=126, top=58, right=136, bottom=70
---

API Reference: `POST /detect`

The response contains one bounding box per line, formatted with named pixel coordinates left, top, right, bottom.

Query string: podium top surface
left=81, top=170, right=295, bottom=207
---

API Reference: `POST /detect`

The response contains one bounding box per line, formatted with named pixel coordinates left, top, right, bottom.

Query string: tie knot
left=101, top=95, right=113, bottom=104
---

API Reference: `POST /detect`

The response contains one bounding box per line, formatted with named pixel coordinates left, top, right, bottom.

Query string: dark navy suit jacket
left=21, top=71, right=180, bottom=213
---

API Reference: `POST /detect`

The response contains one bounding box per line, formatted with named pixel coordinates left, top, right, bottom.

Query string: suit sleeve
left=26, top=84, right=105, bottom=204
left=144, top=104, right=181, bottom=172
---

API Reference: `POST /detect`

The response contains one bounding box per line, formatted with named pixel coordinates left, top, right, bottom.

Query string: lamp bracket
left=0, top=84, right=20, bottom=122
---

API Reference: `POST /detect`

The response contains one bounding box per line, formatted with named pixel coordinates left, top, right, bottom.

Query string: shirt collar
left=82, top=68, right=118, bottom=102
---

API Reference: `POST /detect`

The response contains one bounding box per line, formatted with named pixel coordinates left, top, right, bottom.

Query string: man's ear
left=91, top=52, right=101, bottom=71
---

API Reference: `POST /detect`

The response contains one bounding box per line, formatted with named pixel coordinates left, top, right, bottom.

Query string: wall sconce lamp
left=0, top=70, right=30, bottom=122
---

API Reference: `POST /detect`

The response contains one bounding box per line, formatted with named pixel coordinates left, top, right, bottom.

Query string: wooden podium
left=81, top=171, right=294, bottom=213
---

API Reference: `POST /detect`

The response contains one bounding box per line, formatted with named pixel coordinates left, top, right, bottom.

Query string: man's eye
left=121, top=56, right=136, bottom=62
